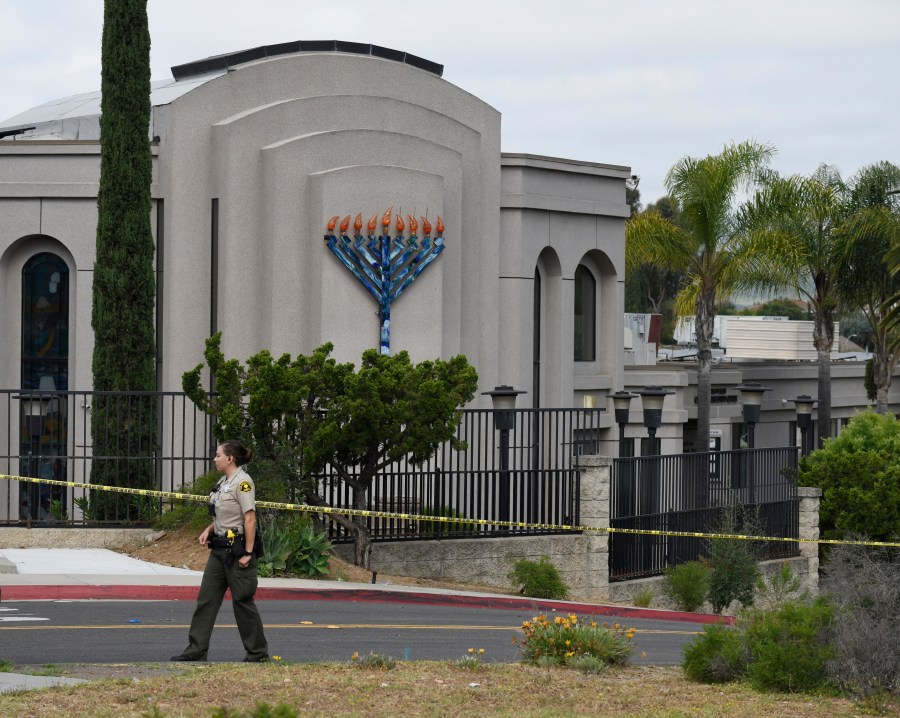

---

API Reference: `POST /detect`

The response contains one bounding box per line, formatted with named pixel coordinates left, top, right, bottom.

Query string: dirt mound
left=123, top=525, right=513, bottom=595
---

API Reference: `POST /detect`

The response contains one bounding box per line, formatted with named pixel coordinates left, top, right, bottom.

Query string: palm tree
left=835, top=162, right=900, bottom=413
left=740, top=165, right=848, bottom=444
left=883, top=242, right=900, bottom=352
left=626, top=140, right=780, bottom=450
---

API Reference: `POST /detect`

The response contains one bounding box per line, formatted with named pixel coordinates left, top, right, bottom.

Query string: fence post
left=797, top=486, right=822, bottom=595
left=575, top=454, right=611, bottom=601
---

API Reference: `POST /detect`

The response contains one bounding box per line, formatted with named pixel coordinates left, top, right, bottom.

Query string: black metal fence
left=609, top=447, right=800, bottom=581
left=0, top=390, right=600, bottom=536
left=0, top=390, right=214, bottom=524
left=320, top=408, right=600, bottom=542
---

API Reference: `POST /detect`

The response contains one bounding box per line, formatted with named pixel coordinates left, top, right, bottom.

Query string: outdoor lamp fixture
left=791, top=395, right=817, bottom=457
left=482, top=386, right=526, bottom=525
left=734, top=382, right=771, bottom=449
left=610, top=391, right=637, bottom=458
left=482, top=385, right=525, bottom=431
left=636, top=386, right=673, bottom=441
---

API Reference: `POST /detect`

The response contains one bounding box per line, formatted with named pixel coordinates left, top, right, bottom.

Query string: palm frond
left=625, top=212, right=695, bottom=275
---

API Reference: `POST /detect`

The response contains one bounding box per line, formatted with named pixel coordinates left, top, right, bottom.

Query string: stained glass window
left=21, top=253, right=69, bottom=391
left=19, top=252, right=69, bottom=521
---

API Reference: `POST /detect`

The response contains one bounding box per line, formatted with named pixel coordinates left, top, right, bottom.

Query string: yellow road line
left=0, top=622, right=699, bottom=635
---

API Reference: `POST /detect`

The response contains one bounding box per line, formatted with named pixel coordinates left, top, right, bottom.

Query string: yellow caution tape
left=2, top=472, right=898, bottom=548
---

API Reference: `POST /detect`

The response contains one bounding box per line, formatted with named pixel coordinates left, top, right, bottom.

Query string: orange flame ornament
left=406, top=214, right=418, bottom=235
left=436, top=216, right=445, bottom=236
left=420, top=216, right=432, bottom=236
left=396, top=214, right=405, bottom=235
left=367, top=213, right=378, bottom=234
left=327, top=215, right=340, bottom=232
left=382, top=206, right=394, bottom=231
left=353, top=213, right=363, bottom=234
left=339, top=215, right=351, bottom=234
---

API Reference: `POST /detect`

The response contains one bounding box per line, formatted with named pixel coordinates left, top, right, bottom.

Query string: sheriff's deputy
left=171, top=439, right=269, bottom=662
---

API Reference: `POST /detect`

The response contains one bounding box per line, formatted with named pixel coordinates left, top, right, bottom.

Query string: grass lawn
left=0, top=661, right=883, bottom=718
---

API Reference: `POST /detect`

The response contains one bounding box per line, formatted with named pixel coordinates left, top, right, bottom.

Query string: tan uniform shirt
left=210, top=469, right=256, bottom=536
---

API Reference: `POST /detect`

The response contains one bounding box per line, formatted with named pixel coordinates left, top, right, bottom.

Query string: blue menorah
left=324, top=209, right=445, bottom=354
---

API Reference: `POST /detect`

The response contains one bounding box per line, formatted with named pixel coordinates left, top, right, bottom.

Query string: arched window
left=533, top=267, right=541, bottom=407
left=574, top=264, right=595, bottom=361
left=22, top=253, right=69, bottom=390
left=20, top=252, right=69, bottom=520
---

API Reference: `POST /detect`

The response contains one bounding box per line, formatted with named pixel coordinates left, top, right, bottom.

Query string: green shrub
left=797, top=410, right=900, bottom=543
left=257, top=516, right=331, bottom=578
left=418, top=504, right=476, bottom=534
left=682, top=624, right=748, bottom=683
left=508, top=556, right=569, bottom=599
left=287, top=524, right=332, bottom=578
left=632, top=587, right=654, bottom=608
left=660, top=561, right=710, bottom=612
left=257, top=520, right=293, bottom=576
left=742, top=598, right=835, bottom=692
left=706, top=504, right=762, bottom=614
left=517, top=613, right=634, bottom=667
left=154, top=469, right=221, bottom=531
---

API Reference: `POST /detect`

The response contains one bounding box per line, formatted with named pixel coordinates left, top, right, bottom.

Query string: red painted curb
left=0, top=584, right=733, bottom=625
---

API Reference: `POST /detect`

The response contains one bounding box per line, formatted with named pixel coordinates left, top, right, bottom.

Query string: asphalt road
left=0, top=598, right=703, bottom=666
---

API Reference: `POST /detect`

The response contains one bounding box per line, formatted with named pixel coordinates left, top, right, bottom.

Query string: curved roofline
left=171, top=41, right=443, bottom=80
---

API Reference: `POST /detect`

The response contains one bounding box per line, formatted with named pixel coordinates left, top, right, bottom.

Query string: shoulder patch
left=239, top=481, right=253, bottom=493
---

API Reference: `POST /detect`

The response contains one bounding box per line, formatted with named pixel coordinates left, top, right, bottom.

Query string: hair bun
left=220, top=439, right=252, bottom=466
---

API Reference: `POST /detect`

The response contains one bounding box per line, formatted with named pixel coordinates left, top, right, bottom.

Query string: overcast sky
left=1, top=0, right=897, bottom=203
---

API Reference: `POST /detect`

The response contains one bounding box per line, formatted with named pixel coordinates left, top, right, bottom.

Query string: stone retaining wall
left=0, top=527, right=152, bottom=549
left=335, top=455, right=823, bottom=606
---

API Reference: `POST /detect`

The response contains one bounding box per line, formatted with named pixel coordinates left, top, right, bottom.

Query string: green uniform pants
left=181, top=547, right=269, bottom=661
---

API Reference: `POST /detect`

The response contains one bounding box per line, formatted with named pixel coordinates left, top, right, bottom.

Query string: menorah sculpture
left=324, top=208, right=446, bottom=354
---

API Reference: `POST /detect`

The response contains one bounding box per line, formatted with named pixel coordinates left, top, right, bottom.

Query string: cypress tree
left=90, top=0, right=157, bottom=521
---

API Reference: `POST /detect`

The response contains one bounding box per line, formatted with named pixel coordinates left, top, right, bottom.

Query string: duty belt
left=209, top=533, right=243, bottom=549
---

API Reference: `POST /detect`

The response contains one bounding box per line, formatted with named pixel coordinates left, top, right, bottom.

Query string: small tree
left=797, top=410, right=900, bottom=543
left=706, top=503, right=762, bottom=614
left=183, top=334, right=479, bottom=568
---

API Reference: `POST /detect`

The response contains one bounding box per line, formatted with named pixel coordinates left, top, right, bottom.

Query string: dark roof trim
left=171, top=41, right=443, bottom=80
left=0, top=126, right=36, bottom=139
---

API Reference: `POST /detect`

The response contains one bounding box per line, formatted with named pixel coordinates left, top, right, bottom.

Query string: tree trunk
left=304, top=488, right=372, bottom=571
left=872, top=349, right=893, bottom=415
left=812, top=305, right=834, bottom=447
left=694, top=289, right=716, bottom=453
left=351, top=486, right=372, bottom=570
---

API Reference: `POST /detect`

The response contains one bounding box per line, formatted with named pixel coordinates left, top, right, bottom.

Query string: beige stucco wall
left=0, top=50, right=633, bottom=416
left=499, top=155, right=630, bottom=417
left=152, top=52, right=503, bottom=398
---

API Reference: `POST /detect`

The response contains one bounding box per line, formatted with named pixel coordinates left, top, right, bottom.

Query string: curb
left=0, top=584, right=733, bottom=625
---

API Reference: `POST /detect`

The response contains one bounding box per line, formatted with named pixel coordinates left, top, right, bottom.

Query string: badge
left=239, top=481, right=252, bottom=493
